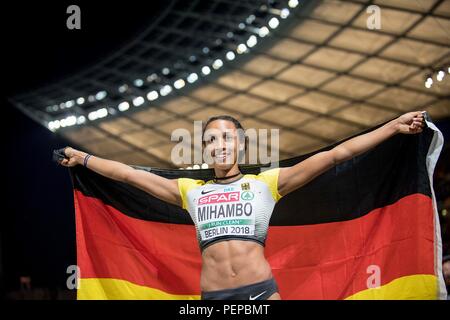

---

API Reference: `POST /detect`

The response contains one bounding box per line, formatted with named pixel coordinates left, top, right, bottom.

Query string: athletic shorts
left=201, top=277, right=279, bottom=300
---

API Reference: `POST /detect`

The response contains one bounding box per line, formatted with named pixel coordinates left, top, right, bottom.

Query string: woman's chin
left=212, top=161, right=235, bottom=171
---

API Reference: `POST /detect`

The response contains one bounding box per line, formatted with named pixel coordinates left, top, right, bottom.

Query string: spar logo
left=241, top=191, right=254, bottom=201
left=198, top=191, right=240, bottom=205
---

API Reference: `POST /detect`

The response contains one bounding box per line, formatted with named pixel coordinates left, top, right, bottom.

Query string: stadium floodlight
left=268, top=17, right=279, bottom=29
left=61, top=115, right=77, bottom=128
left=65, top=100, right=75, bottom=108
left=118, top=84, right=128, bottom=93
left=246, top=14, right=256, bottom=24
left=162, top=68, right=170, bottom=75
left=95, top=90, right=107, bottom=100
left=48, top=120, right=61, bottom=131
left=202, top=66, right=211, bottom=75
left=174, top=79, right=186, bottom=89
left=132, top=96, right=145, bottom=106
left=226, top=51, right=236, bottom=61
left=77, top=116, right=86, bottom=124
left=67, top=115, right=77, bottom=126
left=187, top=73, right=199, bottom=83
left=147, top=73, right=158, bottom=82
left=236, top=43, right=248, bottom=54
left=133, top=79, right=144, bottom=87
left=258, top=26, right=270, bottom=37
left=288, top=0, right=299, bottom=8
left=160, top=85, right=172, bottom=96
left=146, top=90, right=159, bottom=101
left=238, top=23, right=246, bottom=30
left=88, top=108, right=108, bottom=121
left=88, top=111, right=97, bottom=121
left=118, top=101, right=130, bottom=112
left=97, top=108, right=108, bottom=118
left=212, top=59, right=223, bottom=70
left=247, top=35, right=257, bottom=48
left=76, top=97, right=85, bottom=105
left=280, top=8, right=290, bottom=19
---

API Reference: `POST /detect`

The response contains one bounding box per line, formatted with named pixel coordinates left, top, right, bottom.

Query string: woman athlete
left=59, top=111, right=426, bottom=300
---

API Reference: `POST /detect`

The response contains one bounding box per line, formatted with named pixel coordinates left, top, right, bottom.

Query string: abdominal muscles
left=200, top=240, right=273, bottom=291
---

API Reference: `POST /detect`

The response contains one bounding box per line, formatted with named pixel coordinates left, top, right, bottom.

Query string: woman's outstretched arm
left=59, top=147, right=182, bottom=206
left=277, top=111, right=426, bottom=197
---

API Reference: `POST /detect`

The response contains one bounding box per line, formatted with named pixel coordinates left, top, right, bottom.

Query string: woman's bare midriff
left=200, top=239, right=280, bottom=299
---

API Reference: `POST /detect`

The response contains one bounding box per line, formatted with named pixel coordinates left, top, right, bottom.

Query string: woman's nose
left=215, top=137, right=225, bottom=149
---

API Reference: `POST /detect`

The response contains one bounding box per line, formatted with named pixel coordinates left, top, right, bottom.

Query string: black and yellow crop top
left=177, top=168, right=282, bottom=252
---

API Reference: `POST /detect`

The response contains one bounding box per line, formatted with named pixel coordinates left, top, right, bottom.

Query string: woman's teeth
left=214, top=153, right=230, bottom=161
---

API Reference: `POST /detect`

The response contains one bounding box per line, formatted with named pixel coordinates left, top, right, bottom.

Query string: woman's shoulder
left=177, top=177, right=206, bottom=193
left=244, top=167, right=281, bottom=181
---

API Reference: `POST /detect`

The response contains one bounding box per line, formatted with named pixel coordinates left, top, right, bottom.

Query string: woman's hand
left=59, top=147, right=85, bottom=167
left=396, top=111, right=426, bottom=135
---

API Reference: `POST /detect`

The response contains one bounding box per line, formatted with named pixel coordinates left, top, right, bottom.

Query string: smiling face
left=202, top=119, right=245, bottom=170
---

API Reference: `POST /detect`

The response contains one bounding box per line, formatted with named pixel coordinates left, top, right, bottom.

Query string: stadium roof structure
left=11, top=0, right=450, bottom=168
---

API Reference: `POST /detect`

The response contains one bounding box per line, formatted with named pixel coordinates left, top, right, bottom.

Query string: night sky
left=1, top=1, right=167, bottom=293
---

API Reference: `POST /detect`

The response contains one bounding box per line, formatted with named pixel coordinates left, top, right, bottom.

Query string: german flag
left=70, top=115, right=447, bottom=299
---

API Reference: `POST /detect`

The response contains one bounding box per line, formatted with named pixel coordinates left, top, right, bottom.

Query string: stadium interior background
left=1, top=0, right=449, bottom=299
